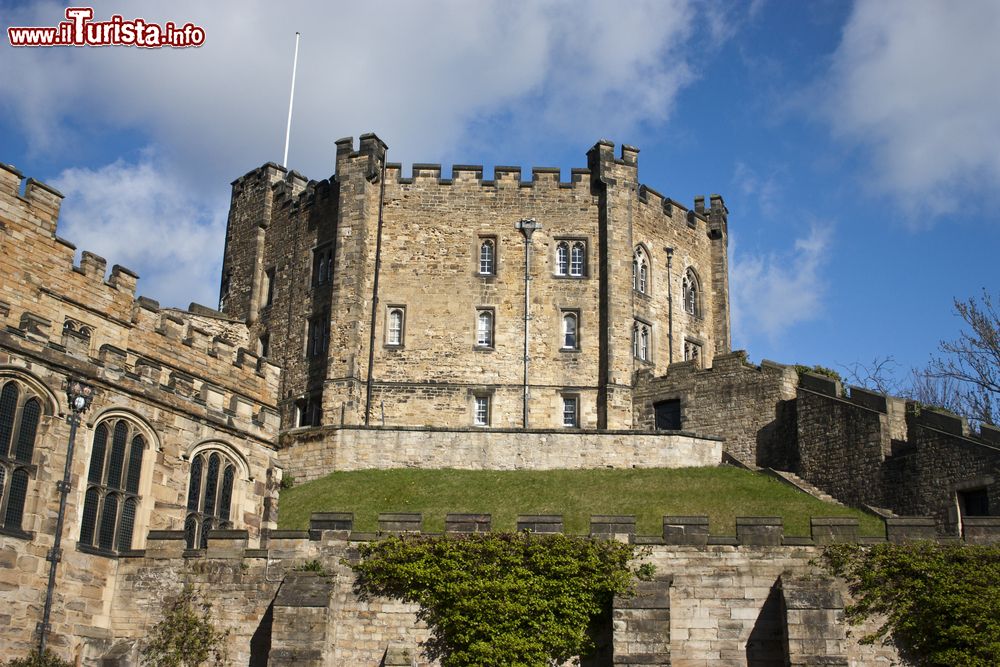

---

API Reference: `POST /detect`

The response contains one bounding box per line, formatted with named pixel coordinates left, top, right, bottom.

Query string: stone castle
left=1, top=134, right=998, bottom=665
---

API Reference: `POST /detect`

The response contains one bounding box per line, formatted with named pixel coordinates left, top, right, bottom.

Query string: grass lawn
left=278, top=466, right=885, bottom=537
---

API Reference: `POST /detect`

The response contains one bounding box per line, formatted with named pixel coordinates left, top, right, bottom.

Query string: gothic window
left=570, top=242, right=586, bottom=276
left=476, top=309, right=494, bottom=348
left=479, top=238, right=496, bottom=276
left=79, top=417, right=146, bottom=553
left=683, top=268, right=701, bottom=317
left=633, top=247, right=650, bottom=294
left=386, top=307, right=405, bottom=347
left=632, top=321, right=651, bottom=362
left=684, top=340, right=702, bottom=367
left=473, top=395, right=490, bottom=426
left=555, top=242, right=569, bottom=276
left=562, top=395, right=579, bottom=428
left=0, top=379, right=42, bottom=534
left=312, top=245, right=334, bottom=287
left=562, top=311, right=579, bottom=350
left=184, top=449, right=238, bottom=549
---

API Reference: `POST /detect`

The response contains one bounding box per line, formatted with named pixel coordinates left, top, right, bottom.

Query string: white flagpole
left=282, top=32, right=300, bottom=168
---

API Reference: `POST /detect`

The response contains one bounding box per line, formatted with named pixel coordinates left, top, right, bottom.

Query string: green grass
left=278, top=466, right=885, bottom=537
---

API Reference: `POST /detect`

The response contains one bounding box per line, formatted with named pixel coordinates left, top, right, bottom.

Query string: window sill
left=473, top=345, right=495, bottom=352
left=552, top=274, right=588, bottom=280
left=560, top=347, right=581, bottom=353
left=77, top=543, right=118, bottom=559
left=0, top=525, right=33, bottom=541
left=384, top=344, right=405, bottom=350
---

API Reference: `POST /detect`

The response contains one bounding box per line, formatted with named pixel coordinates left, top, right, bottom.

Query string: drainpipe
left=515, top=218, right=541, bottom=428
left=364, top=149, right=387, bottom=426
left=665, top=247, right=674, bottom=364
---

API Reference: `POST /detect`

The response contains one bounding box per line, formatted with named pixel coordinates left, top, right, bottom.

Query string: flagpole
left=282, top=32, right=300, bottom=168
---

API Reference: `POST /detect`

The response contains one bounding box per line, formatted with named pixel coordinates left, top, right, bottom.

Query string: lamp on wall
left=38, top=378, right=95, bottom=656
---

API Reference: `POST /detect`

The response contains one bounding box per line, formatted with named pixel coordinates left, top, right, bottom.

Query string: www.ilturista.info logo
left=7, top=7, right=205, bottom=48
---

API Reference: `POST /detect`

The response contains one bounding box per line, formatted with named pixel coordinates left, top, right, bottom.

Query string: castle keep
left=221, top=134, right=730, bottom=432
left=0, top=134, right=998, bottom=665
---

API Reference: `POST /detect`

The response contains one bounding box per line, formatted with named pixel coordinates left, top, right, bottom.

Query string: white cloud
left=824, top=0, right=1000, bottom=218
left=732, top=162, right=781, bottom=218
left=730, top=225, right=831, bottom=344
left=52, top=154, right=227, bottom=309
left=0, top=0, right=706, bottom=182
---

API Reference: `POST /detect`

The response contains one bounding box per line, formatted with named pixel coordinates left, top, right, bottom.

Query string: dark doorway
left=653, top=399, right=681, bottom=430
left=959, top=488, right=990, bottom=517
left=248, top=601, right=274, bottom=667
left=746, top=583, right=789, bottom=666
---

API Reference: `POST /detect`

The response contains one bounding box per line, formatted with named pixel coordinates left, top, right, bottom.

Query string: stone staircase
left=764, top=469, right=846, bottom=507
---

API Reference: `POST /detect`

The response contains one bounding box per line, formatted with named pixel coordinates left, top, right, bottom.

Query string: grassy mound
left=278, top=466, right=884, bottom=537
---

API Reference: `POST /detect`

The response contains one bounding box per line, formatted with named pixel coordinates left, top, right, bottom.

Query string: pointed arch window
left=555, top=242, right=569, bottom=276
left=0, top=378, right=43, bottom=535
left=479, top=238, right=496, bottom=276
left=683, top=268, right=701, bottom=317
left=386, top=307, right=405, bottom=347
left=632, top=321, right=651, bottom=362
left=79, top=416, right=146, bottom=553
left=633, top=247, right=650, bottom=294
left=562, top=311, right=579, bottom=350
left=570, top=242, right=585, bottom=276
left=476, top=309, right=494, bottom=348
left=185, top=449, right=238, bottom=549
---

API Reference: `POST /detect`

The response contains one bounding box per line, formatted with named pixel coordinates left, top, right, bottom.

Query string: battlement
left=132, top=512, right=1000, bottom=559
left=0, top=160, right=281, bottom=431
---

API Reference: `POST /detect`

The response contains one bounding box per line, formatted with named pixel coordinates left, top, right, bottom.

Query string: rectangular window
left=297, top=392, right=322, bottom=427
left=263, top=267, right=275, bottom=307
left=684, top=339, right=702, bottom=367
left=474, top=395, right=490, bottom=426
left=554, top=239, right=587, bottom=278
left=562, top=395, right=579, bottom=428
left=307, top=313, right=329, bottom=357
left=386, top=306, right=405, bottom=347
left=312, top=245, right=334, bottom=287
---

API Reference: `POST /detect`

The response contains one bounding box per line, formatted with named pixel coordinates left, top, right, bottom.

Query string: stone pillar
left=268, top=572, right=335, bottom=667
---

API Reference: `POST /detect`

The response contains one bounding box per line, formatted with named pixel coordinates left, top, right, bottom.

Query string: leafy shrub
left=351, top=532, right=635, bottom=666
left=141, top=587, right=228, bottom=667
left=823, top=542, right=1000, bottom=666
left=279, top=475, right=295, bottom=490
left=3, top=650, right=73, bottom=667
left=794, top=364, right=843, bottom=383
left=293, top=559, right=327, bottom=575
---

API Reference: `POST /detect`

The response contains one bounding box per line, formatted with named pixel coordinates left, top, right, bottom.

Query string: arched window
left=479, top=238, right=495, bottom=276
left=79, top=416, right=146, bottom=553
left=562, top=312, right=578, bottom=350
left=683, top=268, right=701, bottom=317
left=0, top=378, right=43, bottom=533
left=632, top=322, right=650, bottom=362
left=555, top=242, right=569, bottom=276
left=570, top=242, right=585, bottom=276
left=185, top=449, right=238, bottom=549
left=476, top=310, right=494, bottom=348
left=387, top=308, right=404, bottom=346
left=633, top=247, right=649, bottom=294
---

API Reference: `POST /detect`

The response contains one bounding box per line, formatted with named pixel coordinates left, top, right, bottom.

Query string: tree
left=141, top=587, right=228, bottom=667
left=924, top=291, right=999, bottom=428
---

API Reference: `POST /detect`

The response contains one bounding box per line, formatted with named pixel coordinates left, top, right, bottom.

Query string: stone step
left=764, top=469, right=846, bottom=507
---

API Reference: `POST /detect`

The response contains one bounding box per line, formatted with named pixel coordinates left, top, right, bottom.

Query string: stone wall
left=632, top=352, right=798, bottom=466
left=0, top=163, right=281, bottom=660
left=280, top=426, right=722, bottom=483
left=220, top=136, right=731, bottom=432
left=29, top=513, right=952, bottom=666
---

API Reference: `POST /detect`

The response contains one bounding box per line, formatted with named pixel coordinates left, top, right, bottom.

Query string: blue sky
left=1, top=1, right=997, bottom=385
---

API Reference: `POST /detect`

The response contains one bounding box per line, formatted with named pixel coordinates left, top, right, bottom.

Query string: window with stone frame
left=555, top=241, right=569, bottom=276
left=684, top=339, right=703, bottom=367
left=561, top=394, right=579, bottom=428
left=312, top=244, right=334, bottom=287
left=561, top=311, right=579, bottom=350
left=79, top=416, right=146, bottom=554
left=307, top=312, right=329, bottom=358
left=476, top=309, right=494, bottom=348
left=478, top=237, right=496, bottom=276
left=473, top=395, right=490, bottom=426
left=632, top=321, right=651, bottom=362
left=386, top=307, right=405, bottom=347
left=296, top=392, right=323, bottom=428
left=683, top=268, right=701, bottom=317
left=0, top=378, right=42, bottom=535
left=263, top=267, right=276, bottom=308
left=555, top=240, right=587, bottom=277
left=633, top=246, right=650, bottom=294
left=184, top=449, right=238, bottom=549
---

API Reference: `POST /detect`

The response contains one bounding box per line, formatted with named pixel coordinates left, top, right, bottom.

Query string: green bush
left=141, top=587, right=228, bottom=667
left=351, top=532, right=635, bottom=666
left=823, top=542, right=1000, bottom=666
left=3, top=650, right=73, bottom=667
